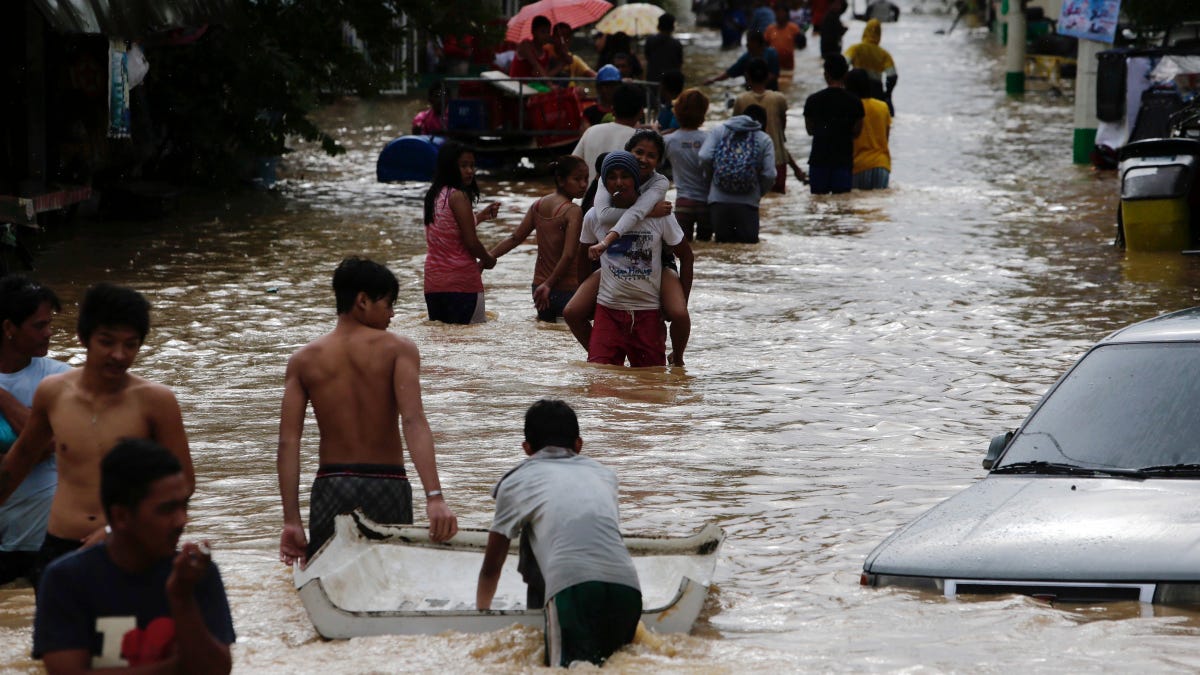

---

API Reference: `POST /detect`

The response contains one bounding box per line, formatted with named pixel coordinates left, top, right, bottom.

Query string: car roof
left=1101, top=306, right=1200, bottom=344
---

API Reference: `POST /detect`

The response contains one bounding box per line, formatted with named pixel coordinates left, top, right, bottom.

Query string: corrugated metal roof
left=32, top=0, right=233, bottom=37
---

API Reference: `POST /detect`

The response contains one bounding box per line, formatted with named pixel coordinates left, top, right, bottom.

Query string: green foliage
left=142, top=0, right=500, bottom=184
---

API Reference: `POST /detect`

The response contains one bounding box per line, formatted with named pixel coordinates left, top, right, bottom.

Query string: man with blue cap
left=582, top=64, right=622, bottom=128
left=578, top=151, right=693, bottom=367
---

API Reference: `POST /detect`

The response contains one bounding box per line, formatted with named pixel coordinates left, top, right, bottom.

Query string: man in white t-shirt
left=0, top=276, right=70, bottom=585
left=580, top=151, right=693, bottom=367
left=572, top=84, right=645, bottom=183
left=476, top=399, right=640, bottom=667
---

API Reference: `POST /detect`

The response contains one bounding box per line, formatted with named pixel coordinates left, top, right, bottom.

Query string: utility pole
left=1072, top=39, right=1104, bottom=164
left=1004, top=0, right=1026, bottom=95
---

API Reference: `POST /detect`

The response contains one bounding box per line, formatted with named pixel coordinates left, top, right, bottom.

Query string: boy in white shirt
left=579, top=151, right=693, bottom=367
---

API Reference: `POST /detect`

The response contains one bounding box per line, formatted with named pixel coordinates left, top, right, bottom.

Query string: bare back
left=288, top=326, right=412, bottom=466
left=533, top=196, right=580, bottom=291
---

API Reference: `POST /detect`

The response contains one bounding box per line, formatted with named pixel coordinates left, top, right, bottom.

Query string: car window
left=997, top=343, right=1200, bottom=470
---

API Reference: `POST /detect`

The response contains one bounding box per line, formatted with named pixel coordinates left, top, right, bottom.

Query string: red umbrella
left=505, top=0, right=614, bottom=43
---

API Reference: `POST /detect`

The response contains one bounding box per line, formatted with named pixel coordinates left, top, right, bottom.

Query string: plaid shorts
left=308, top=464, right=412, bottom=559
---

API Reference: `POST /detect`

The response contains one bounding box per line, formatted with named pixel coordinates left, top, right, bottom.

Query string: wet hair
left=524, top=399, right=580, bottom=452
left=612, top=84, right=644, bottom=119
left=625, top=128, right=665, bottom=161
left=77, top=283, right=150, bottom=344
left=425, top=141, right=479, bottom=225
left=531, top=15, right=551, bottom=32
left=660, top=70, right=685, bottom=97
left=746, top=31, right=765, bottom=47
left=332, top=257, right=399, bottom=314
left=550, top=155, right=588, bottom=187
left=845, top=68, right=872, bottom=98
left=824, top=53, right=849, bottom=81
left=0, top=275, right=60, bottom=331
left=673, top=88, right=709, bottom=129
left=100, top=438, right=183, bottom=519
left=746, top=57, right=770, bottom=85
left=742, top=104, right=768, bottom=128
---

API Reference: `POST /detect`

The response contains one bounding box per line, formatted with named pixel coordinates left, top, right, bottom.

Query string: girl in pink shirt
left=423, top=143, right=499, bottom=324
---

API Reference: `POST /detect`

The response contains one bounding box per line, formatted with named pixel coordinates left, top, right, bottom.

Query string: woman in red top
left=422, top=143, right=499, bottom=324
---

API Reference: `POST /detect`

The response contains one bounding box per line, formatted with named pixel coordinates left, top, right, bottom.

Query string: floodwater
left=5, top=12, right=1200, bottom=674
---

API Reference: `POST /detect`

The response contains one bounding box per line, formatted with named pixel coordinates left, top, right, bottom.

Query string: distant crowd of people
left=0, top=7, right=909, bottom=673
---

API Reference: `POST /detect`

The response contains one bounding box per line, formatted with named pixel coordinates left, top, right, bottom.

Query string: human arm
left=672, top=239, right=694, bottom=301
left=476, top=531, right=510, bottom=610
left=574, top=243, right=593, bottom=289
left=449, top=190, right=497, bottom=269
left=393, top=339, right=457, bottom=543
left=489, top=204, right=537, bottom=260
left=534, top=205, right=582, bottom=310
left=166, top=543, right=233, bottom=675
left=276, top=355, right=309, bottom=566
left=572, top=54, right=595, bottom=79
left=759, top=135, right=777, bottom=196
left=149, top=387, right=195, bottom=493
left=788, top=154, right=808, bottom=183
left=0, top=388, right=29, bottom=433
left=592, top=174, right=671, bottom=247
left=0, top=384, right=55, bottom=505
left=576, top=213, right=598, bottom=286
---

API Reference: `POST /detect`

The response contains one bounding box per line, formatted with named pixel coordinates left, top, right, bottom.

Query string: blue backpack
left=712, top=128, right=761, bottom=194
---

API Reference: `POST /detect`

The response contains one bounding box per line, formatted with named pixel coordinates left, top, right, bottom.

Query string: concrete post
left=1004, top=1, right=1026, bottom=94
left=1073, top=38, right=1103, bottom=164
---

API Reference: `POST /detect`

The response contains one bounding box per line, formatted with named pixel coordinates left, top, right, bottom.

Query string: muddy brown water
left=3, top=14, right=1200, bottom=674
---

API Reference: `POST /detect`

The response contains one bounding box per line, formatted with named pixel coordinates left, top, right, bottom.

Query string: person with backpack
left=698, top=105, right=775, bottom=244
left=734, top=58, right=805, bottom=194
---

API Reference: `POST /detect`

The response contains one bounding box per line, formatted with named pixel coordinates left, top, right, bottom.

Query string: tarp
left=31, top=0, right=233, bottom=37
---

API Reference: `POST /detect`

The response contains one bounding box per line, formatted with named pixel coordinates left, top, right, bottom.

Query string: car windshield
left=996, top=342, right=1200, bottom=472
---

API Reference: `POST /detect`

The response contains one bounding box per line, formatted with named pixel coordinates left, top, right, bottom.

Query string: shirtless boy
left=277, top=257, right=457, bottom=567
left=0, top=283, right=194, bottom=582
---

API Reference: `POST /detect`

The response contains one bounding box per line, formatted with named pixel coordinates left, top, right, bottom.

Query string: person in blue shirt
left=704, top=31, right=780, bottom=91
left=0, top=275, right=69, bottom=586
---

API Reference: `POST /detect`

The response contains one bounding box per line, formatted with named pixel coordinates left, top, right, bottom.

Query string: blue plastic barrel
left=376, top=135, right=445, bottom=182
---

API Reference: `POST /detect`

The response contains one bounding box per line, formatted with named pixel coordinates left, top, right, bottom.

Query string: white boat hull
left=294, top=511, right=724, bottom=639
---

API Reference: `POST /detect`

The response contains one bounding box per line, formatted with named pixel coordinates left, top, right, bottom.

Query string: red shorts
left=588, top=305, right=667, bottom=367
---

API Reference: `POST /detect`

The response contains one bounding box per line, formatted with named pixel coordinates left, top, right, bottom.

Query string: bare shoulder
left=36, top=369, right=75, bottom=395
left=129, top=375, right=181, bottom=406
left=377, top=331, right=420, bottom=360
left=286, top=334, right=331, bottom=369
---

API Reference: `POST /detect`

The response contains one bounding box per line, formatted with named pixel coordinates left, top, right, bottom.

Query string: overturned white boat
left=294, top=510, right=725, bottom=639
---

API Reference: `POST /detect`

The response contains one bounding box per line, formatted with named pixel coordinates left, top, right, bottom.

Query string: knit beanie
left=600, top=150, right=643, bottom=193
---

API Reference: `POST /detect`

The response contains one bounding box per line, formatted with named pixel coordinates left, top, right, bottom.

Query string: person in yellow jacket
left=845, top=18, right=897, bottom=114
left=845, top=69, right=891, bottom=190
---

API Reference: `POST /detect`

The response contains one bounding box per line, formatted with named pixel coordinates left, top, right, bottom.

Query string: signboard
left=1057, top=0, right=1121, bottom=44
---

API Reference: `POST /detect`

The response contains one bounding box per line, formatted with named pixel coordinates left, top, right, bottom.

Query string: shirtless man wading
left=277, top=257, right=458, bottom=567
left=0, top=283, right=194, bottom=583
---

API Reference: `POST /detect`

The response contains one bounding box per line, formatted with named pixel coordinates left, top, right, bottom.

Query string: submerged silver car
left=862, top=307, right=1200, bottom=605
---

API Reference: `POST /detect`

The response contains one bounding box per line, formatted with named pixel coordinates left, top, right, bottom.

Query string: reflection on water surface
left=4, top=15, right=1200, bottom=674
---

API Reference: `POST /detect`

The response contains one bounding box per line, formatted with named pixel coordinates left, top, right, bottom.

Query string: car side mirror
left=983, top=431, right=1013, bottom=470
